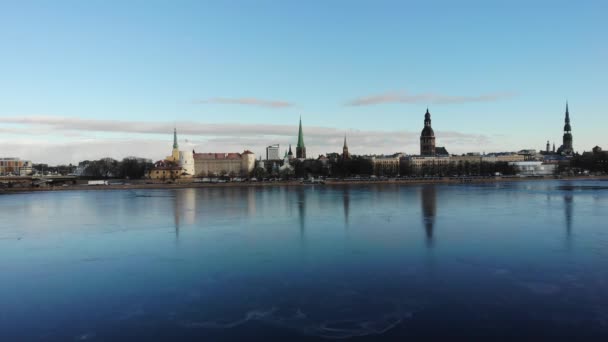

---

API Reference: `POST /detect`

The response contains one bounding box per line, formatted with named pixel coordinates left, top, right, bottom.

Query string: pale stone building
left=370, top=155, right=401, bottom=175
left=193, top=151, right=256, bottom=177
left=403, top=155, right=451, bottom=169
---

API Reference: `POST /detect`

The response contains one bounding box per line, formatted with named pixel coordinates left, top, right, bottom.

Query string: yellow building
left=148, top=160, right=182, bottom=180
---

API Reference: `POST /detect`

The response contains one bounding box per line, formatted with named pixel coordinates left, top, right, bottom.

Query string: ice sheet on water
left=178, top=305, right=415, bottom=339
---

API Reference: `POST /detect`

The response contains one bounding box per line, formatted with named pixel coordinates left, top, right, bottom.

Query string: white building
left=179, top=151, right=195, bottom=176
left=509, top=161, right=556, bottom=176
left=266, top=144, right=280, bottom=160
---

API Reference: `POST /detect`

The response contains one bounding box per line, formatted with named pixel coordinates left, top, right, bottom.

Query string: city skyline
left=1, top=1, right=606, bottom=164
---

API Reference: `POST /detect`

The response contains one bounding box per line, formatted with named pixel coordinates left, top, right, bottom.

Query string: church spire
left=342, top=134, right=350, bottom=160
left=564, top=102, right=572, bottom=132
left=296, top=117, right=306, bottom=159
left=297, top=116, right=305, bottom=148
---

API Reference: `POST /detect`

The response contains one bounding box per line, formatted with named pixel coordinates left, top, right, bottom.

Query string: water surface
left=1, top=180, right=607, bottom=340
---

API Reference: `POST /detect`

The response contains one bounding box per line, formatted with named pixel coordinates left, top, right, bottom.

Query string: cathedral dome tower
left=420, top=108, right=436, bottom=156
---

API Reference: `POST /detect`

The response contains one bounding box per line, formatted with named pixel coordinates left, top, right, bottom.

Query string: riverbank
left=2, top=175, right=607, bottom=194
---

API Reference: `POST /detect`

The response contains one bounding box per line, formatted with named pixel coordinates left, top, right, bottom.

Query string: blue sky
left=1, top=0, right=606, bottom=164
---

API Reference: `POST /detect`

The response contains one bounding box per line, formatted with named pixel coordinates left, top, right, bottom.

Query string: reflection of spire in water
left=343, top=187, right=350, bottom=226
left=421, top=185, right=437, bottom=247
left=297, top=187, right=306, bottom=238
left=564, top=193, right=573, bottom=238
left=173, top=190, right=180, bottom=240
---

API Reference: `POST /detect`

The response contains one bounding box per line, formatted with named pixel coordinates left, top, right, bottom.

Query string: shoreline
left=1, top=175, right=607, bottom=194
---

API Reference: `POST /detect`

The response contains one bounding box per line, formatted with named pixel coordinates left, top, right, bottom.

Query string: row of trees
left=252, top=157, right=517, bottom=179
left=79, top=157, right=153, bottom=179
left=569, top=152, right=608, bottom=174
left=400, top=161, right=517, bottom=177
left=32, top=164, right=77, bottom=175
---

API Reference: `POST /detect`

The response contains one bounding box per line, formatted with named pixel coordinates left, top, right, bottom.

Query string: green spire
left=173, top=128, right=178, bottom=149
left=297, top=116, right=305, bottom=148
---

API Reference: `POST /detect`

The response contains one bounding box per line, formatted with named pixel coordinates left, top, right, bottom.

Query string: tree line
left=78, top=157, right=153, bottom=179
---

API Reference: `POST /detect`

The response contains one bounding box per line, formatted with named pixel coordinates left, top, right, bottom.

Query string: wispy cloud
left=0, top=116, right=498, bottom=164
left=347, top=90, right=516, bottom=106
left=196, top=97, right=294, bottom=108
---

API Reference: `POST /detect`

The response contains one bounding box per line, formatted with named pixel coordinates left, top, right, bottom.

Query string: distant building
left=488, top=153, right=526, bottom=163
left=193, top=151, right=256, bottom=177
left=557, top=102, right=574, bottom=155
left=370, top=155, right=400, bottom=175
left=179, top=151, right=195, bottom=176
left=403, top=155, right=451, bottom=170
left=148, top=160, right=182, bottom=180
left=266, top=144, right=280, bottom=160
left=0, top=157, right=33, bottom=176
left=287, top=144, right=294, bottom=160
left=509, top=161, right=556, bottom=176
left=149, top=128, right=197, bottom=178
left=279, top=152, right=294, bottom=173
left=296, top=117, right=306, bottom=159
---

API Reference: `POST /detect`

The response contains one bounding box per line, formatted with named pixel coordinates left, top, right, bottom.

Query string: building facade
left=370, top=155, right=401, bottom=175
left=193, top=151, right=256, bottom=177
left=403, top=155, right=452, bottom=169
left=179, top=151, right=195, bottom=176
left=509, top=161, right=556, bottom=176
left=0, top=158, right=33, bottom=176
left=148, top=160, right=182, bottom=180
left=266, top=144, right=280, bottom=160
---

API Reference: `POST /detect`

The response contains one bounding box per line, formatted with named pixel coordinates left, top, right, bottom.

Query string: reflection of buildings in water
left=173, top=189, right=197, bottom=239
left=247, top=187, right=257, bottom=218
left=420, top=185, right=437, bottom=247
left=564, top=193, right=573, bottom=237
left=343, top=187, right=350, bottom=226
